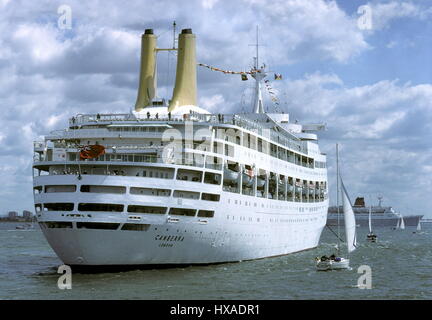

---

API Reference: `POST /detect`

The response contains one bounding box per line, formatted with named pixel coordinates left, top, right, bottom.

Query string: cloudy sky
left=0, top=0, right=431, bottom=217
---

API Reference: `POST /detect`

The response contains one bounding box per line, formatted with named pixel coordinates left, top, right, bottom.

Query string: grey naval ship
left=327, top=196, right=423, bottom=228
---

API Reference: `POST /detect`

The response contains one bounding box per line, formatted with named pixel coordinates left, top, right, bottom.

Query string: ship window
left=45, top=185, right=76, bottom=193
left=169, top=208, right=196, bottom=217
left=78, top=203, right=124, bottom=212
left=173, top=190, right=199, bottom=199
left=205, top=156, right=222, bottom=170
left=43, top=203, right=74, bottom=211
left=80, top=185, right=126, bottom=194
left=201, top=193, right=220, bottom=202
left=176, top=169, right=202, bottom=182
left=224, top=144, right=234, bottom=157
left=213, top=141, right=223, bottom=154
left=204, top=172, right=221, bottom=185
left=121, top=223, right=150, bottom=231
left=76, top=222, right=120, bottom=230
left=198, top=210, right=214, bottom=218
left=127, top=205, right=167, bottom=214
left=130, top=187, right=171, bottom=196
left=43, top=221, right=73, bottom=229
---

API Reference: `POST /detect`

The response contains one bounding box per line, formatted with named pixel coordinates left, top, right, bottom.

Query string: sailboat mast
left=336, top=143, right=340, bottom=253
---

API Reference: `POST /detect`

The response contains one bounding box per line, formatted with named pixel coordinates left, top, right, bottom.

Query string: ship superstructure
left=32, top=28, right=329, bottom=267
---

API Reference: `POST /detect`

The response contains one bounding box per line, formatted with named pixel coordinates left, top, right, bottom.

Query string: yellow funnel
left=169, top=29, right=197, bottom=112
left=135, top=29, right=157, bottom=111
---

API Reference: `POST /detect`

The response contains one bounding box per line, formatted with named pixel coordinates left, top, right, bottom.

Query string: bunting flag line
left=198, top=62, right=282, bottom=109
left=198, top=63, right=264, bottom=81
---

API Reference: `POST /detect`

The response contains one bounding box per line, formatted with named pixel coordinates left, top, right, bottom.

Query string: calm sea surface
left=0, top=221, right=431, bottom=300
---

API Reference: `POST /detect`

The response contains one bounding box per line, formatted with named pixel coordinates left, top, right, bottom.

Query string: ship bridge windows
left=169, top=208, right=196, bottom=217
left=176, top=169, right=202, bottom=182
left=127, top=205, right=167, bottom=214
left=130, top=187, right=171, bottom=197
left=43, top=203, right=74, bottom=211
left=80, top=185, right=126, bottom=194
left=78, top=203, right=124, bottom=212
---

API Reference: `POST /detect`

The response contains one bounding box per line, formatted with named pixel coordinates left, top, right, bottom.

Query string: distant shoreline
left=0, top=218, right=36, bottom=223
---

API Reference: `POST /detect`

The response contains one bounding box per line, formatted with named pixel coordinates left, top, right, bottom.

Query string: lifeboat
left=223, top=167, right=239, bottom=182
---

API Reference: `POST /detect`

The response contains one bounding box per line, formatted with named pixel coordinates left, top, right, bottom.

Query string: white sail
left=368, top=205, right=372, bottom=233
left=400, top=216, right=405, bottom=230
left=395, top=218, right=400, bottom=229
left=341, top=179, right=357, bottom=253
left=417, top=220, right=422, bottom=231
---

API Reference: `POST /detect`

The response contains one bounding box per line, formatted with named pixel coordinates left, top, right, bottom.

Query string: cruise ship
left=327, top=197, right=423, bottom=228
left=32, top=28, right=329, bottom=267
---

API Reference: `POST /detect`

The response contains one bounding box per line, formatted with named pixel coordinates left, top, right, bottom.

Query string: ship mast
left=250, top=26, right=267, bottom=114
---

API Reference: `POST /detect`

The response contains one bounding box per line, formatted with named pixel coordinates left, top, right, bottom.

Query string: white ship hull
left=35, top=174, right=327, bottom=266
left=32, top=28, right=329, bottom=268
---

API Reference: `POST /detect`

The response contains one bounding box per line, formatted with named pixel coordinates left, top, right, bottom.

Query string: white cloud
left=367, top=0, right=432, bottom=30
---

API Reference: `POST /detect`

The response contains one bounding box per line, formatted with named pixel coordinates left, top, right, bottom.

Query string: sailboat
left=366, top=204, right=377, bottom=242
left=400, top=215, right=405, bottom=230
left=316, top=144, right=357, bottom=271
left=393, top=214, right=405, bottom=230
left=416, top=220, right=422, bottom=231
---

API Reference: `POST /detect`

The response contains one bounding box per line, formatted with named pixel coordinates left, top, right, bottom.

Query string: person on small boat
left=329, top=254, right=342, bottom=262
left=320, top=255, right=329, bottom=261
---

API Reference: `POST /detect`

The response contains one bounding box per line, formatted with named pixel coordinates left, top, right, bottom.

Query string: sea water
left=0, top=222, right=431, bottom=300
